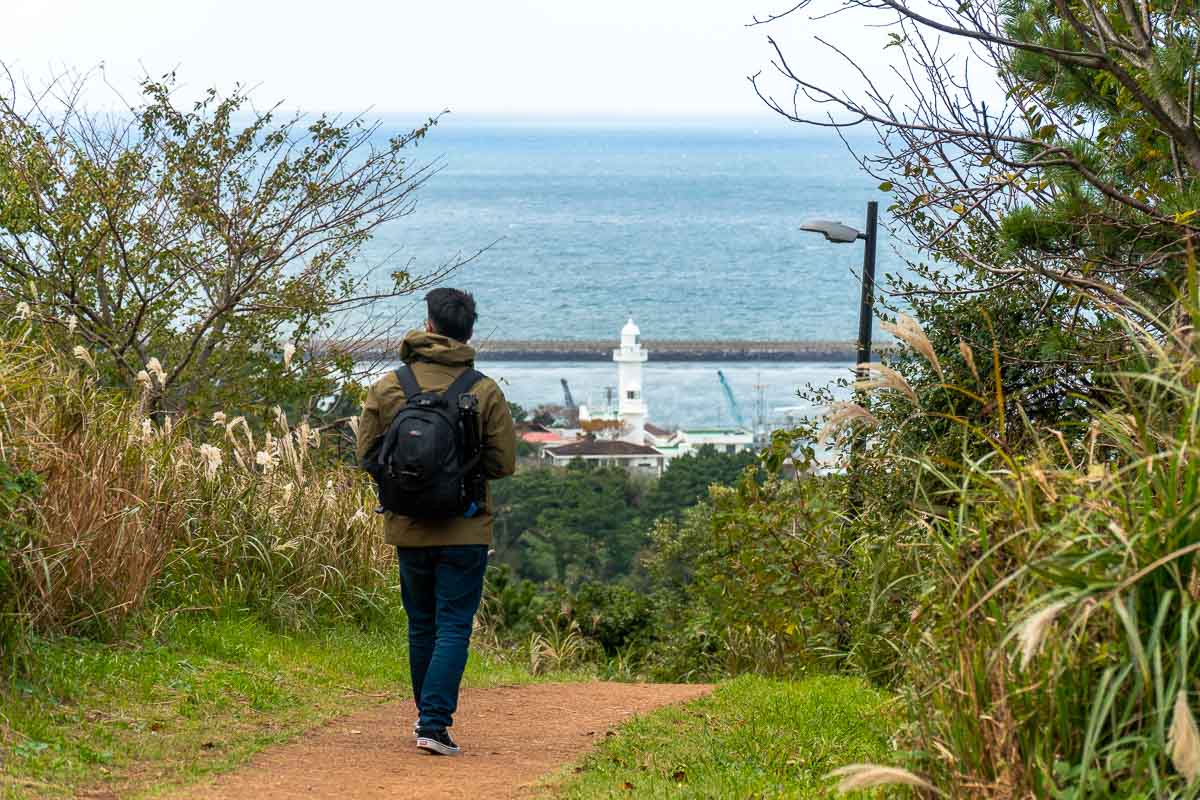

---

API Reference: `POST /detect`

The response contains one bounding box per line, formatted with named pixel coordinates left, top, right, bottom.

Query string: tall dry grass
left=0, top=322, right=396, bottom=660
left=826, top=299, right=1200, bottom=796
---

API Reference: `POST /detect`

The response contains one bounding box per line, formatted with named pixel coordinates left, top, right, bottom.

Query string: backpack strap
left=441, top=368, right=484, bottom=408
left=394, top=365, right=422, bottom=403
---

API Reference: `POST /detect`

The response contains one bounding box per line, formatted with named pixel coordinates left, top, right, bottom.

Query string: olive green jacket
left=355, top=331, right=516, bottom=547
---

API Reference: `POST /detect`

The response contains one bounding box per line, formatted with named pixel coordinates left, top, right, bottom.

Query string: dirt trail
left=164, top=682, right=712, bottom=800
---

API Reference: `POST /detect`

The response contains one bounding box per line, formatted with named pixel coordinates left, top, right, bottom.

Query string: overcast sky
left=8, top=0, right=908, bottom=118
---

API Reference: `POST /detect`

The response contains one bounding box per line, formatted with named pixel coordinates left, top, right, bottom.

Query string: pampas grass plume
left=855, top=363, right=919, bottom=403
left=198, top=443, right=223, bottom=478
left=881, top=313, right=943, bottom=379
left=72, top=345, right=96, bottom=370
left=1170, top=689, right=1200, bottom=783
left=958, top=339, right=980, bottom=383
left=1017, top=600, right=1068, bottom=669
left=829, top=764, right=937, bottom=794
left=818, top=401, right=880, bottom=443
left=145, top=357, right=166, bottom=386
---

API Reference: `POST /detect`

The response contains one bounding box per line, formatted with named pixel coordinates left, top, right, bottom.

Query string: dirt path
left=164, top=682, right=712, bottom=800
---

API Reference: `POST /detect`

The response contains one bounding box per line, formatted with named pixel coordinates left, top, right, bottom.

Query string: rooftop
left=521, top=431, right=572, bottom=444
left=544, top=439, right=663, bottom=458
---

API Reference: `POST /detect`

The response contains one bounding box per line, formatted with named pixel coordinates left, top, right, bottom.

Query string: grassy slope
left=0, top=614, right=551, bottom=800
left=546, top=674, right=894, bottom=799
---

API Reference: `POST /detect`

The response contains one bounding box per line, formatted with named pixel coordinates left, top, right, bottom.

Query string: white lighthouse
left=614, top=317, right=648, bottom=444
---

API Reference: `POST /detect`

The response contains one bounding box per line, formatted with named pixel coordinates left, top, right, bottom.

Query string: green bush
left=572, top=582, right=656, bottom=655
left=773, top=300, right=1200, bottom=796
left=0, top=460, right=41, bottom=666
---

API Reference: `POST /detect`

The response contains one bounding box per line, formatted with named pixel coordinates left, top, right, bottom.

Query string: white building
left=646, top=424, right=754, bottom=460
left=570, top=318, right=755, bottom=467
left=614, top=318, right=648, bottom=445
left=541, top=438, right=667, bottom=476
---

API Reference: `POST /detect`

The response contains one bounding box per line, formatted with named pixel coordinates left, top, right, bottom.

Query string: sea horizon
left=351, top=117, right=909, bottom=344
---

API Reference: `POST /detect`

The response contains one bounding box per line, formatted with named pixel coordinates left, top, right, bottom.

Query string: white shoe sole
left=416, top=736, right=461, bottom=756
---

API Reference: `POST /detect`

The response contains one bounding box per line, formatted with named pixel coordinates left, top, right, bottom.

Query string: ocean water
left=371, top=357, right=854, bottom=430
left=356, top=118, right=892, bottom=426
left=360, top=118, right=903, bottom=342
left=480, top=360, right=854, bottom=430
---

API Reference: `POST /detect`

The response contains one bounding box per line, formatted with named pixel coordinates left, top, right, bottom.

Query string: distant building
left=645, top=425, right=754, bottom=460
left=613, top=318, right=648, bottom=444
left=520, top=430, right=574, bottom=447
left=548, top=317, right=755, bottom=471
left=541, top=438, right=667, bottom=476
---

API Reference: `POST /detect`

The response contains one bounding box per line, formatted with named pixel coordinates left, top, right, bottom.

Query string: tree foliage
left=0, top=67, right=468, bottom=419
left=491, top=447, right=755, bottom=586
left=745, top=2, right=1200, bottom=794
left=752, top=0, right=1199, bottom=398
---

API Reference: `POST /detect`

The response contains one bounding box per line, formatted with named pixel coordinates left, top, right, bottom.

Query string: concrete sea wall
left=321, top=339, right=889, bottom=362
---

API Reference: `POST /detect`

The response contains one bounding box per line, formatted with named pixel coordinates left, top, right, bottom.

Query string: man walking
left=356, top=288, right=516, bottom=756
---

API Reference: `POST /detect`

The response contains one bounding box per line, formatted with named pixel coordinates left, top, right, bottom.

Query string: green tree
left=0, top=68, right=470, bottom=420
left=752, top=0, right=1199, bottom=427
left=640, top=445, right=757, bottom=523
left=507, top=401, right=529, bottom=424
left=492, top=464, right=642, bottom=585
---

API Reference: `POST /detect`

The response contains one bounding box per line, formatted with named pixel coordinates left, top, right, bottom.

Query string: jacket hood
left=400, top=330, right=476, bottom=367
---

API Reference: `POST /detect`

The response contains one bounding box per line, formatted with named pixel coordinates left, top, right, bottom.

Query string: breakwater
left=321, top=339, right=888, bottom=362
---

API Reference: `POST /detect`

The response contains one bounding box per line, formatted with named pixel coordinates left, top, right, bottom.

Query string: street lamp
left=799, top=200, right=879, bottom=381
left=800, top=200, right=879, bottom=502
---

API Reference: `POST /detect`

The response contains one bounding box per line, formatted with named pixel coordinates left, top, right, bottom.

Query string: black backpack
left=366, top=365, right=486, bottom=519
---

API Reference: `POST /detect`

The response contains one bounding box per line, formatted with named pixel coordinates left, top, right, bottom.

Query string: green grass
left=546, top=674, right=894, bottom=799
left=0, top=612, right=561, bottom=800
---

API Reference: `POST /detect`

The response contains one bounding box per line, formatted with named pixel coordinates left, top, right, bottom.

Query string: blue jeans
left=395, top=545, right=489, bottom=733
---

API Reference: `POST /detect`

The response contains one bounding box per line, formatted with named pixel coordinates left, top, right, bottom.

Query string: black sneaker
left=416, top=728, right=460, bottom=756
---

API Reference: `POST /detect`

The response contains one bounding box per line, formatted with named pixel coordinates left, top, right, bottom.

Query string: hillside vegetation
left=0, top=332, right=392, bottom=659
left=6, top=2, right=1200, bottom=790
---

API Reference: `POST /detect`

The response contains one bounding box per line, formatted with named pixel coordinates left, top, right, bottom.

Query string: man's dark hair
left=426, top=288, right=478, bottom=342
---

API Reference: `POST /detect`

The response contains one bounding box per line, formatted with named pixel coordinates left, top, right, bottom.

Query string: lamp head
left=799, top=219, right=863, bottom=244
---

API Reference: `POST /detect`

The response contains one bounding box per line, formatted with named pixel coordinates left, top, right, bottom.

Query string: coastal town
left=516, top=319, right=756, bottom=476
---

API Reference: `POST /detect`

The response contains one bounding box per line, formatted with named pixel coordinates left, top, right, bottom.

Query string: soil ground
left=161, top=682, right=712, bottom=800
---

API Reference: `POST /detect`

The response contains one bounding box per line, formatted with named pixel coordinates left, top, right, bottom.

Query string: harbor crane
left=716, top=370, right=746, bottom=428
left=560, top=378, right=577, bottom=409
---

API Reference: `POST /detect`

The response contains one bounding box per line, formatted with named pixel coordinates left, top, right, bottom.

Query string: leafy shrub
left=572, top=582, right=655, bottom=655
left=887, top=320, right=1200, bottom=797
left=784, top=300, right=1200, bottom=797
left=0, top=460, right=41, bottom=665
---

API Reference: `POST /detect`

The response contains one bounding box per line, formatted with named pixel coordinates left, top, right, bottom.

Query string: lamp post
left=799, top=200, right=879, bottom=383
left=799, top=200, right=879, bottom=488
